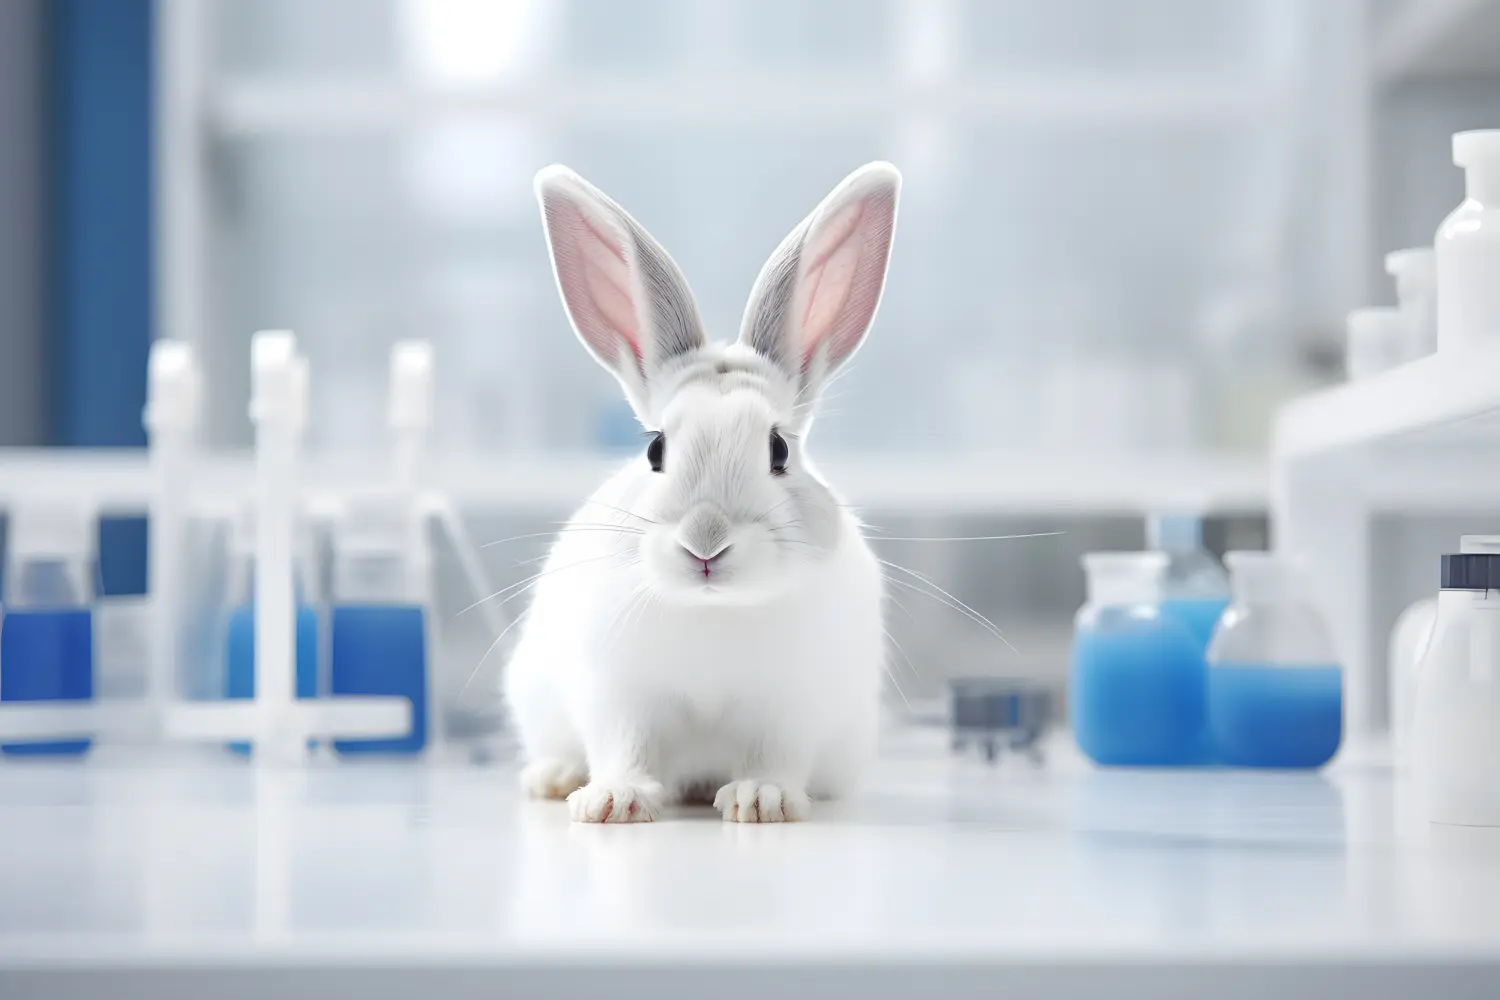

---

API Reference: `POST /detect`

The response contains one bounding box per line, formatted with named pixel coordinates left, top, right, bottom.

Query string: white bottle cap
left=8, top=502, right=96, bottom=561
left=388, top=340, right=434, bottom=432
left=143, top=339, right=201, bottom=434
left=249, top=330, right=307, bottom=432
left=1453, top=129, right=1500, bottom=171
left=1345, top=307, right=1407, bottom=380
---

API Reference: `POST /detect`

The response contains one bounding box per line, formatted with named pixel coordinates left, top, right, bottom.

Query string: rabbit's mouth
left=642, top=529, right=792, bottom=605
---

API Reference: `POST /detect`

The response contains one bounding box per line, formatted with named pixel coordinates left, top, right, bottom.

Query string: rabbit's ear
left=738, top=162, right=900, bottom=399
left=535, top=165, right=706, bottom=418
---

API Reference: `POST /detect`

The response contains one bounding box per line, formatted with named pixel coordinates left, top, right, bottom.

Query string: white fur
left=508, top=162, right=900, bottom=823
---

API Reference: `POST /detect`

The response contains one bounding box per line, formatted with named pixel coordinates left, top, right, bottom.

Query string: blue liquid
left=1, top=609, right=93, bottom=756
left=224, top=605, right=320, bottom=755
left=1159, top=596, right=1230, bottom=651
left=330, top=605, right=426, bottom=755
left=1070, top=607, right=1206, bottom=766
left=1207, top=663, right=1342, bottom=768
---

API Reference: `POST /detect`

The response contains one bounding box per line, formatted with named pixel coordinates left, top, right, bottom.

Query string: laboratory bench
left=1, top=732, right=1498, bottom=999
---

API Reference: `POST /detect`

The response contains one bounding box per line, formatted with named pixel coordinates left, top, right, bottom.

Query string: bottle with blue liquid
left=1206, top=552, right=1342, bottom=769
left=1071, top=552, right=1207, bottom=766
left=221, top=507, right=321, bottom=755
left=1148, top=513, right=1231, bottom=653
left=1, top=505, right=96, bottom=756
left=328, top=493, right=430, bottom=755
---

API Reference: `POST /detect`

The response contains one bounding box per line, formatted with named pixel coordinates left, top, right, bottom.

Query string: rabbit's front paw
left=713, top=780, right=810, bottom=823
left=521, top=758, right=588, bottom=800
left=567, top=778, right=665, bottom=823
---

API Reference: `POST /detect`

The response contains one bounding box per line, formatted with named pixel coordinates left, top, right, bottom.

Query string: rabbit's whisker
left=553, top=521, right=649, bottom=534
left=457, top=606, right=533, bottom=704
left=880, top=637, right=913, bottom=711
left=456, top=551, right=630, bottom=618
left=880, top=560, right=1020, bottom=655
left=603, top=582, right=651, bottom=648
left=868, top=531, right=1066, bottom=543
left=754, top=496, right=798, bottom=524
left=482, top=527, right=643, bottom=549
left=885, top=589, right=915, bottom=621
left=883, top=627, right=922, bottom=681
left=580, top=499, right=660, bottom=525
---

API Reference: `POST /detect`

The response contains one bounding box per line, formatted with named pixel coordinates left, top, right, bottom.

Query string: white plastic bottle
left=1387, top=595, right=1437, bottom=767
left=1413, top=536, right=1500, bottom=825
left=1384, top=247, right=1436, bottom=361
left=1435, top=130, right=1500, bottom=353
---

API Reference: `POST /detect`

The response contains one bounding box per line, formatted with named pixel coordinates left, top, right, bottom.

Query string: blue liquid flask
left=1071, top=552, right=1207, bottom=766
left=1205, top=552, right=1342, bottom=768
left=330, top=604, right=427, bottom=754
left=328, top=496, right=429, bottom=755
left=1, top=509, right=97, bottom=756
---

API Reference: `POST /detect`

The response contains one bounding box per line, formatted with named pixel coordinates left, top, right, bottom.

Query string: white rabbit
left=504, top=162, right=900, bottom=823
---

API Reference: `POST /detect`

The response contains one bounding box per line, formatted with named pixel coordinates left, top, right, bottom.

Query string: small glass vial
left=1071, top=552, right=1206, bottom=766
left=1148, top=513, right=1230, bottom=652
left=1206, top=552, right=1342, bottom=768
left=1, top=504, right=96, bottom=756
left=329, top=492, right=430, bottom=755
left=1413, top=536, right=1500, bottom=826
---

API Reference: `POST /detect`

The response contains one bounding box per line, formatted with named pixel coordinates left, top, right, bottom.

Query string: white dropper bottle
left=1435, top=130, right=1500, bottom=353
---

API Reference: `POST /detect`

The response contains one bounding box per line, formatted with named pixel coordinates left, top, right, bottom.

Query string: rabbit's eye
left=647, top=432, right=666, bottom=473
left=770, top=430, right=789, bottom=475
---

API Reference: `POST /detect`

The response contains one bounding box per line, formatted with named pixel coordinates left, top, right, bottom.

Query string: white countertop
left=2, top=734, right=1499, bottom=998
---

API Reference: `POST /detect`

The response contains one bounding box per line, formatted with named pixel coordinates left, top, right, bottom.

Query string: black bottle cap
left=1441, top=553, right=1500, bottom=591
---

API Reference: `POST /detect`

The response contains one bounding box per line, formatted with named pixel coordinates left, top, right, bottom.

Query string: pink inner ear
left=795, top=199, right=882, bottom=368
left=552, top=199, right=643, bottom=363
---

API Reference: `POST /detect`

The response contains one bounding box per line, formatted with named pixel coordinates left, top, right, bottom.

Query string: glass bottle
left=328, top=491, right=430, bottom=755
left=1, top=504, right=96, bottom=756
left=1071, top=552, right=1205, bottom=766
left=1148, top=512, right=1230, bottom=651
left=1205, top=552, right=1342, bottom=768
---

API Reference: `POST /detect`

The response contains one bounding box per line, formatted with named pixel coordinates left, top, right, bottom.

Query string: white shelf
left=0, top=747, right=1495, bottom=997
left=1272, top=342, right=1500, bottom=746
left=1273, top=343, right=1500, bottom=464
left=0, top=448, right=1267, bottom=517
left=1375, top=0, right=1500, bottom=83
left=210, top=76, right=1276, bottom=135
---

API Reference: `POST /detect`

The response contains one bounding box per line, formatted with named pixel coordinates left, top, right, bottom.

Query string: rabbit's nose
left=677, top=508, right=732, bottom=563
left=680, top=543, right=732, bottom=578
